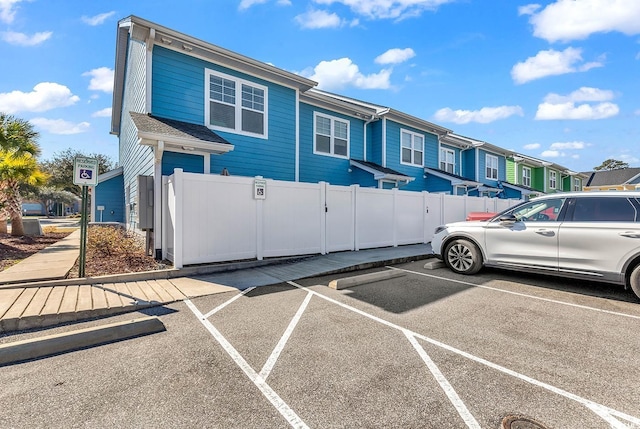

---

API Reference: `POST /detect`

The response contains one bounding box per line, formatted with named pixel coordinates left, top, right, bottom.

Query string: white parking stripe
left=404, top=331, right=481, bottom=429
left=389, top=267, right=640, bottom=321
left=260, top=291, right=313, bottom=381
left=185, top=299, right=309, bottom=429
left=288, top=282, right=640, bottom=427
left=203, top=287, right=256, bottom=319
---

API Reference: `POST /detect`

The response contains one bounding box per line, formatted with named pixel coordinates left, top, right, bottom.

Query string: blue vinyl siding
left=95, top=174, right=125, bottom=223
left=461, top=149, right=475, bottom=179
left=425, top=175, right=455, bottom=194
left=370, top=120, right=383, bottom=165
left=503, top=187, right=523, bottom=199
left=478, top=149, right=506, bottom=187
left=298, top=102, right=364, bottom=185
left=162, top=151, right=204, bottom=175
left=383, top=120, right=438, bottom=192
left=152, top=46, right=297, bottom=181
left=438, top=144, right=461, bottom=175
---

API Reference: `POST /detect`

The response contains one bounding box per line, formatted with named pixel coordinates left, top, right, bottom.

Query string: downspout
left=153, top=140, right=164, bottom=260
left=382, top=117, right=387, bottom=167
left=295, top=90, right=300, bottom=181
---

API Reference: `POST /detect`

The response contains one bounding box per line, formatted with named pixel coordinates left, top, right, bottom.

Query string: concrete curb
left=0, top=255, right=310, bottom=289
left=328, top=269, right=405, bottom=290
left=0, top=316, right=166, bottom=366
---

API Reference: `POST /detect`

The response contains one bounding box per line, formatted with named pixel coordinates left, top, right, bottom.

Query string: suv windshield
left=505, top=198, right=566, bottom=222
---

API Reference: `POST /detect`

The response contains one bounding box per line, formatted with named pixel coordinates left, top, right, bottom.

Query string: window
left=522, top=167, right=531, bottom=187
left=314, top=113, right=349, bottom=158
left=573, top=178, right=581, bottom=191
left=571, top=197, right=638, bottom=222
left=440, top=148, right=455, bottom=173
left=549, top=171, right=557, bottom=189
left=205, top=69, right=267, bottom=137
left=510, top=198, right=565, bottom=222
left=400, top=130, right=424, bottom=167
left=486, top=154, right=498, bottom=180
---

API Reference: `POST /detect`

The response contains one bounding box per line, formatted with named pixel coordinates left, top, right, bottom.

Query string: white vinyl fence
left=162, top=169, right=522, bottom=268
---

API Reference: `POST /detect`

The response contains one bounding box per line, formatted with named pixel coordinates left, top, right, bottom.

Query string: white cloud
left=511, top=47, right=603, bottom=84
left=239, top=0, right=268, bottom=10
left=0, top=0, right=22, bottom=24
left=81, top=11, right=115, bottom=26
left=1, top=31, right=52, bottom=46
left=518, top=4, right=541, bottom=16
left=313, top=0, right=455, bottom=20
left=295, top=9, right=343, bottom=29
left=549, top=141, right=586, bottom=150
left=301, top=57, right=392, bottom=90
left=375, top=48, right=415, bottom=65
left=524, top=143, right=541, bottom=150
left=535, top=101, right=619, bottom=120
left=536, top=87, right=619, bottom=120
left=92, top=107, right=112, bottom=118
left=543, top=87, right=614, bottom=103
left=0, top=82, right=79, bottom=113
left=82, top=67, right=114, bottom=93
left=541, top=150, right=561, bottom=158
left=30, top=118, right=90, bottom=135
left=433, top=105, right=524, bottom=124
left=618, top=152, right=640, bottom=165
left=528, top=0, right=640, bottom=42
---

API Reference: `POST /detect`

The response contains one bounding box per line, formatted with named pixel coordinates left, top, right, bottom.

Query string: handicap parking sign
left=73, top=157, right=99, bottom=186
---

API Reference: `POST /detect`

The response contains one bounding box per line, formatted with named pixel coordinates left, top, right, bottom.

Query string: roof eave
left=138, top=131, right=234, bottom=154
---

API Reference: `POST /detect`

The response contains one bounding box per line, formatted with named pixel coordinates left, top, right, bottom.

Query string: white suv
left=431, top=191, right=640, bottom=299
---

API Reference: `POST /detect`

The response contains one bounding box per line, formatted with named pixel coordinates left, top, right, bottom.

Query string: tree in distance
left=593, top=159, right=630, bottom=171
left=40, top=148, right=114, bottom=197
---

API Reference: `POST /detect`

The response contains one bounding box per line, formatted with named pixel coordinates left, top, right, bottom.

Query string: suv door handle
left=619, top=231, right=640, bottom=239
left=535, top=229, right=555, bottom=237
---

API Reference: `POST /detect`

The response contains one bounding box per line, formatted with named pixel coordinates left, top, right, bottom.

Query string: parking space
left=2, top=261, right=640, bottom=428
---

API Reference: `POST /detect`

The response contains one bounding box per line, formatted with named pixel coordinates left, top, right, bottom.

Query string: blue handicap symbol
left=79, top=169, right=93, bottom=180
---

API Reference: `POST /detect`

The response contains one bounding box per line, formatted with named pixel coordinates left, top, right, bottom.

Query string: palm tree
left=0, top=114, right=47, bottom=236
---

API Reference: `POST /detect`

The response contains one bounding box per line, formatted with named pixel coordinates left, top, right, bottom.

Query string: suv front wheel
left=444, top=239, right=483, bottom=275
left=630, top=263, right=640, bottom=300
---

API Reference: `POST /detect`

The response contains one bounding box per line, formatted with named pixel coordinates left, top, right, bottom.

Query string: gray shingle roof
left=130, top=112, right=231, bottom=145
left=585, top=168, right=640, bottom=186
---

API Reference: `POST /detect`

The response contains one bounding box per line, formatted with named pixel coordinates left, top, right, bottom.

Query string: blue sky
left=1, top=0, right=638, bottom=173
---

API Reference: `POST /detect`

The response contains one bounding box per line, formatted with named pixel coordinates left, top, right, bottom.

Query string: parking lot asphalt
left=2, top=261, right=640, bottom=428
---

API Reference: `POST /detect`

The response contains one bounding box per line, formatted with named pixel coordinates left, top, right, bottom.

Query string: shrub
left=87, top=225, right=146, bottom=258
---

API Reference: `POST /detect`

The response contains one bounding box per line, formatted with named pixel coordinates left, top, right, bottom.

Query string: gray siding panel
left=120, top=36, right=153, bottom=229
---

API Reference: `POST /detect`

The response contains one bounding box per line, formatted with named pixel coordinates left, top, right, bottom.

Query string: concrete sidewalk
left=0, top=229, right=82, bottom=285
left=0, top=231, right=433, bottom=334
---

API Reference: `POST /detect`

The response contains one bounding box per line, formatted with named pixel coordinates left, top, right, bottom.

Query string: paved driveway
left=2, top=261, right=640, bottom=428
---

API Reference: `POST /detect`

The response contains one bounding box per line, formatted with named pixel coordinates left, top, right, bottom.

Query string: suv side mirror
left=498, top=214, right=517, bottom=223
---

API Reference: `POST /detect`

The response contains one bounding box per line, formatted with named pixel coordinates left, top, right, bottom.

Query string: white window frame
left=313, top=112, right=350, bottom=159
left=400, top=129, right=424, bottom=167
left=573, top=178, right=581, bottom=191
left=486, top=154, right=498, bottom=180
left=549, top=170, right=557, bottom=189
left=522, top=167, right=531, bottom=187
left=204, top=69, right=268, bottom=139
left=440, top=147, right=455, bottom=174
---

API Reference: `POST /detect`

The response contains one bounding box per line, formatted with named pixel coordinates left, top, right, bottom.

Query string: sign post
left=73, top=157, right=99, bottom=277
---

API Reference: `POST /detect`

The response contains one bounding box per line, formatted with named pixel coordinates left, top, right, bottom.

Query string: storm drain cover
left=501, top=415, right=549, bottom=429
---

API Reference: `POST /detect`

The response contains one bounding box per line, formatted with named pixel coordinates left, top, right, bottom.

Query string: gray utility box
left=137, top=175, right=154, bottom=230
